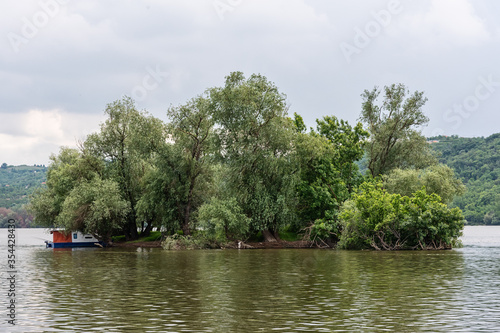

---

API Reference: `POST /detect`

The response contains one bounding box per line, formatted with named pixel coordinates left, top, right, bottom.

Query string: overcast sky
left=2, top=0, right=499, bottom=165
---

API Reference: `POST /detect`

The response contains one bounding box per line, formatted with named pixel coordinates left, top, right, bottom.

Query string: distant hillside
left=0, top=164, right=47, bottom=227
left=428, top=134, right=500, bottom=224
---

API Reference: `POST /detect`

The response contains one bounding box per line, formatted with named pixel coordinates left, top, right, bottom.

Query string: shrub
left=339, top=181, right=465, bottom=250
left=197, top=198, right=250, bottom=242
left=162, top=234, right=218, bottom=250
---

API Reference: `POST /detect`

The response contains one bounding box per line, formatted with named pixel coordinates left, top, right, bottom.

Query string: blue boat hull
left=45, top=241, right=105, bottom=248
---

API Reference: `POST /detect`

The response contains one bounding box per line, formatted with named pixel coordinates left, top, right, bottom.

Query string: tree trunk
left=126, top=215, right=139, bottom=241
left=129, top=223, right=139, bottom=240
left=262, top=229, right=277, bottom=242
left=183, top=202, right=192, bottom=236
left=182, top=222, right=191, bottom=236
left=142, top=221, right=153, bottom=237
left=123, top=226, right=131, bottom=240
left=182, top=173, right=196, bottom=237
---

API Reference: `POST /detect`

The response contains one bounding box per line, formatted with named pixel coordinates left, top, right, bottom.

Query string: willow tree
left=137, top=96, right=215, bottom=235
left=55, top=178, right=129, bottom=243
left=209, top=72, right=298, bottom=242
left=360, top=84, right=436, bottom=177
left=29, top=147, right=128, bottom=243
left=29, top=148, right=87, bottom=228
left=80, top=97, right=165, bottom=240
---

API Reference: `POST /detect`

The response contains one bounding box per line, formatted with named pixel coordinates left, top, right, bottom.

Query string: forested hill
left=0, top=164, right=47, bottom=227
left=428, top=134, right=500, bottom=224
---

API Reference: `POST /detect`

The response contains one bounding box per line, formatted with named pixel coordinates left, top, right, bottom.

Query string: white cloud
left=23, top=109, right=65, bottom=141
left=0, top=110, right=103, bottom=165
left=0, top=133, right=54, bottom=166
left=401, top=0, right=490, bottom=47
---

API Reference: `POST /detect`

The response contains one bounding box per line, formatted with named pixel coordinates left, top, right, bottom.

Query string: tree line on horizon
left=428, top=134, right=500, bottom=225
left=0, top=165, right=46, bottom=228
left=28, top=72, right=466, bottom=250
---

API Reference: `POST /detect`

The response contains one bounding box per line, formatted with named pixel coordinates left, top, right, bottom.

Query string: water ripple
left=1, top=227, right=500, bottom=332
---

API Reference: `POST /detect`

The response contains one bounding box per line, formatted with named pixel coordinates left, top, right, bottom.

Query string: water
left=1, top=226, right=500, bottom=332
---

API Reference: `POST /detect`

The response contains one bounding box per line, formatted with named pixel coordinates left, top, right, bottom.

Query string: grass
left=111, top=231, right=162, bottom=243
left=111, top=235, right=126, bottom=242
left=138, top=231, right=162, bottom=242
left=279, top=230, right=301, bottom=241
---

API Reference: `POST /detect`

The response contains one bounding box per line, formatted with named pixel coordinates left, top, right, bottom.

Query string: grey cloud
left=1, top=0, right=499, bottom=164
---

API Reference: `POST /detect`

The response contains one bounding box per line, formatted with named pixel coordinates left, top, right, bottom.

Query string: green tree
left=28, top=148, right=127, bottom=242
left=294, top=114, right=368, bottom=241
left=137, top=96, right=214, bottom=235
left=198, top=197, right=250, bottom=243
left=56, top=177, right=129, bottom=243
left=360, top=84, right=436, bottom=177
left=30, top=98, right=165, bottom=241
left=84, top=97, right=165, bottom=240
left=315, top=115, right=368, bottom=193
left=29, top=150, right=128, bottom=243
left=29, top=148, right=94, bottom=228
left=384, top=164, right=466, bottom=204
left=209, top=72, right=298, bottom=242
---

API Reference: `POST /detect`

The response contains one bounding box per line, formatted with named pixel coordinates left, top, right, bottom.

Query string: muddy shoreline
left=111, top=240, right=321, bottom=249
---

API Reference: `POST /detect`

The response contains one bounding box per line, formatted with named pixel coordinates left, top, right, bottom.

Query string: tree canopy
left=360, top=84, right=436, bottom=177
left=209, top=72, right=298, bottom=242
left=383, top=164, right=465, bottom=204
left=28, top=74, right=466, bottom=250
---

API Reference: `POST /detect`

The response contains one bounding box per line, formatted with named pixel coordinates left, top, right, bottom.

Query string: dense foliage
left=360, top=84, right=436, bottom=177
left=339, top=181, right=464, bottom=250
left=28, top=99, right=165, bottom=242
left=294, top=113, right=368, bottom=243
left=383, top=164, right=465, bottom=205
left=428, top=134, right=500, bottom=224
left=0, top=165, right=46, bottom=227
left=28, top=74, right=466, bottom=249
left=208, top=72, right=299, bottom=242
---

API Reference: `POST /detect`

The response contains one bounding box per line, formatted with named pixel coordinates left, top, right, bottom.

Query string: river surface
left=0, top=226, right=499, bottom=332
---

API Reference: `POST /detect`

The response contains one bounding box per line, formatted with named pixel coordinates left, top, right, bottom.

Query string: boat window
left=84, top=236, right=93, bottom=239
left=73, top=233, right=77, bottom=239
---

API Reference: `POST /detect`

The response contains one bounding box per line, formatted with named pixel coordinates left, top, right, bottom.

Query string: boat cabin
left=45, top=230, right=104, bottom=248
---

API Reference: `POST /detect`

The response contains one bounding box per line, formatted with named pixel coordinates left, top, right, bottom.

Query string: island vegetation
left=26, top=72, right=468, bottom=250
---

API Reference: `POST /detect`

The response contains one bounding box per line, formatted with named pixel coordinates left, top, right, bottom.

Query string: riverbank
left=110, top=230, right=323, bottom=249
left=111, top=231, right=163, bottom=248
left=232, top=240, right=316, bottom=249
left=112, top=240, right=163, bottom=248
left=111, top=239, right=320, bottom=249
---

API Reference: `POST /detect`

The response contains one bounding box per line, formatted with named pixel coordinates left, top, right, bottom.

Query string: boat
left=45, top=230, right=105, bottom=248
